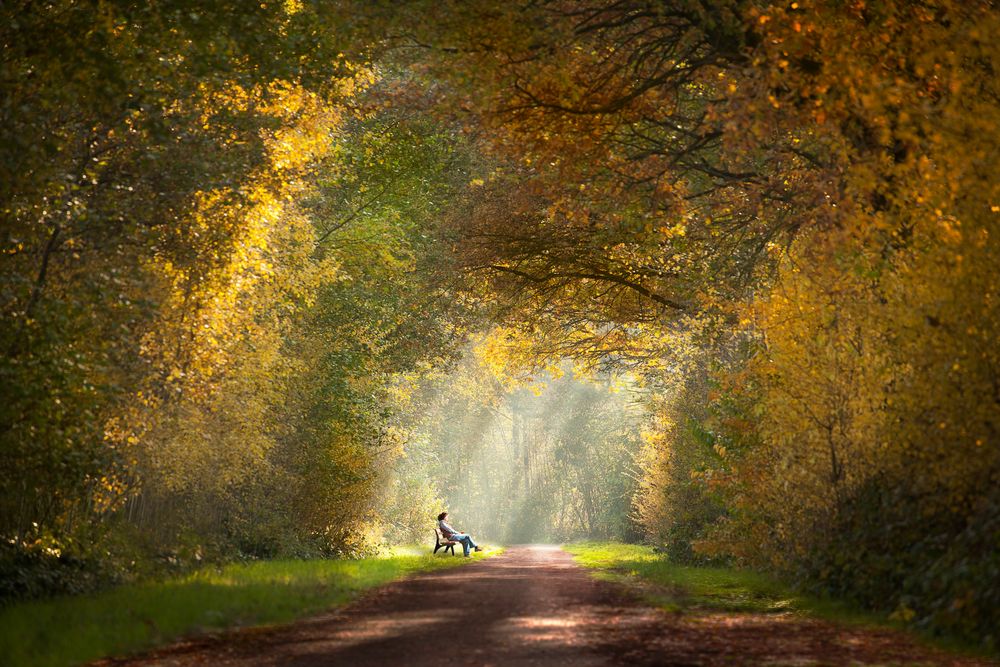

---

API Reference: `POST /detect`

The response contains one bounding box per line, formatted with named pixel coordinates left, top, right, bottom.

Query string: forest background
left=1, top=0, right=998, bottom=650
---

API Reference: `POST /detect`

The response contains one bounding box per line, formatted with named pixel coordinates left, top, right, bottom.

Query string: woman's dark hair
left=437, top=511, right=448, bottom=521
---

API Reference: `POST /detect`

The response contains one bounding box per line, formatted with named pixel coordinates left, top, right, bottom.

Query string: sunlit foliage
left=0, top=0, right=473, bottom=593
left=705, top=0, right=1000, bottom=642
left=3, top=0, right=999, bottom=648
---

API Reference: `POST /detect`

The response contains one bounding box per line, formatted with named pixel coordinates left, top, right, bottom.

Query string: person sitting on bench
left=437, top=511, right=482, bottom=557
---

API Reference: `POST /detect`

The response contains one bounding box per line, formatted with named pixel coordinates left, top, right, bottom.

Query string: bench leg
left=433, top=544, right=442, bottom=554
left=447, top=544, right=455, bottom=555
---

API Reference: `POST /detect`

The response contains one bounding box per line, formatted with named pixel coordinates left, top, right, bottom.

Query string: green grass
left=563, top=541, right=877, bottom=623
left=563, top=542, right=998, bottom=658
left=0, top=546, right=501, bottom=667
left=563, top=542, right=997, bottom=658
left=565, top=542, right=997, bottom=660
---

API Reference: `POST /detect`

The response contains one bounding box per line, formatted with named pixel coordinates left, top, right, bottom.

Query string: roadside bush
left=635, top=376, right=733, bottom=565
left=801, top=480, right=1000, bottom=649
left=0, top=542, right=113, bottom=605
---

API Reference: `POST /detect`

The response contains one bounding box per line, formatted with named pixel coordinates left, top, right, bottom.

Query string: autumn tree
left=0, top=0, right=479, bottom=590
left=4, top=0, right=1000, bottom=646
left=360, top=0, right=1000, bottom=644
left=2, top=0, right=353, bottom=569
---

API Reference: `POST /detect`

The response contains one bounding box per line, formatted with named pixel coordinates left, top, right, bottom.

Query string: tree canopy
left=2, top=0, right=998, bottom=648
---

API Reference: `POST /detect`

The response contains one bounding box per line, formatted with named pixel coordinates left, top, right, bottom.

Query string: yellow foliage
left=711, top=0, right=1000, bottom=574
left=110, top=71, right=376, bottom=497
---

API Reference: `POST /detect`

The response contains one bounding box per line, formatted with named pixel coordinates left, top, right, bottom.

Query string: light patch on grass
left=563, top=542, right=876, bottom=621
left=0, top=546, right=501, bottom=667
left=563, top=542, right=997, bottom=660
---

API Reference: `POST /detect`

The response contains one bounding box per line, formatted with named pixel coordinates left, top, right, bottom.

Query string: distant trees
left=389, top=352, right=642, bottom=543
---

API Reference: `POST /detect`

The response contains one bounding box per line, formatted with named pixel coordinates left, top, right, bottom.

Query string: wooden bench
left=433, top=527, right=458, bottom=555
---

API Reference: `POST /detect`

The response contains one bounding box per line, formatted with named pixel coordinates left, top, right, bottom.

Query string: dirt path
left=101, top=545, right=994, bottom=667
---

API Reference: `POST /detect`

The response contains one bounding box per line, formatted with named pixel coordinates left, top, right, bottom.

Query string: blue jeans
left=451, top=533, right=478, bottom=556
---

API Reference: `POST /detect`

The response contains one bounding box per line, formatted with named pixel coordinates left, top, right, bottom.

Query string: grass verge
left=563, top=542, right=995, bottom=659
left=563, top=541, right=878, bottom=622
left=0, top=545, right=501, bottom=667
